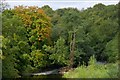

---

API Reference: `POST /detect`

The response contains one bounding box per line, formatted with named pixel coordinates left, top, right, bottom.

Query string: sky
left=3, top=0, right=120, bottom=10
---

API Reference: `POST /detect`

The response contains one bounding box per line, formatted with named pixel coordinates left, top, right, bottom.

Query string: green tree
left=12, top=6, right=52, bottom=69
left=43, top=37, right=69, bottom=66
left=80, top=3, right=118, bottom=62
left=104, top=34, right=118, bottom=63
left=58, top=8, right=82, bottom=68
left=41, top=5, right=54, bottom=17
left=2, top=36, right=19, bottom=78
left=2, top=10, right=31, bottom=77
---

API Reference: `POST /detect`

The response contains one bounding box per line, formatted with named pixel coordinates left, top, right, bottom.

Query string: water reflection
left=22, top=74, right=65, bottom=79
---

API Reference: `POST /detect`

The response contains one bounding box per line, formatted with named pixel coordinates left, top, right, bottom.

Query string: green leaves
left=88, top=55, right=96, bottom=66
left=29, top=50, right=47, bottom=68
left=60, top=8, right=81, bottom=31
left=2, top=3, right=118, bottom=78
left=2, top=11, right=31, bottom=77
left=104, top=34, right=118, bottom=62
left=43, top=37, right=69, bottom=65
left=63, top=58, right=118, bottom=78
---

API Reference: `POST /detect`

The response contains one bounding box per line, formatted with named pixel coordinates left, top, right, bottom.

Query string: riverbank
left=63, top=63, right=118, bottom=78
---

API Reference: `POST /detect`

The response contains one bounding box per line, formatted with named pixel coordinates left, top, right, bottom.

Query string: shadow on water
left=21, top=65, right=69, bottom=79
left=32, top=74, right=63, bottom=78
left=21, top=74, right=66, bottom=80
left=21, top=69, right=67, bottom=79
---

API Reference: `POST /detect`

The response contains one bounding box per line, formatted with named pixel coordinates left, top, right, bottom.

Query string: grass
left=63, top=56, right=118, bottom=78
left=63, top=63, right=118, bottom=78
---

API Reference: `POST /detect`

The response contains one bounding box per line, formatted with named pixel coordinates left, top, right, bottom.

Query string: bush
left=63, top=56, right=118, bottom=78
left=106, top=63, right=118, bottom=78
left=43, top=37, right=69, bottom=66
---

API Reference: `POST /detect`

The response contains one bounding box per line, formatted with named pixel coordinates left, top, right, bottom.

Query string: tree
left=13, top=6, right=51, bottom=50
left=0, top=0, right=9, bottom=12
left=12, top=6, right=52, bottom=69
left=43, top=37, right=69, bottom=66
left=41, top=5, right=54, bottom=17
left=2, top=37, right=19, bottom=78
left=104, top=34, right=118, bottom=63
left=58, top=8, right=81, bottom=68
left=2, top=10, right=32, bottom=77
left=80, top=3, right=118, bottom=62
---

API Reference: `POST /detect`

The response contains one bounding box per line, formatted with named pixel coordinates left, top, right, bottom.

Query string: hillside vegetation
left=1, top=3, right=119, bottom=78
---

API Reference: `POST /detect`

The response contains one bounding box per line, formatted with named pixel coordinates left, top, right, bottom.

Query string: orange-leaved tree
left=13, top=6, right=51, bottom=50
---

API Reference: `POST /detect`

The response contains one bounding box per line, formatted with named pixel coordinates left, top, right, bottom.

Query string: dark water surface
left=21, top=65, right=71, bottom=79
left=21, top=74, right=65, bottom=80
left=21, top=69, right=65, bottom=79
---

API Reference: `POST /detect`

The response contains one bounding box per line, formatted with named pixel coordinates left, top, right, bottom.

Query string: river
left=22, top=69, right=64, bottom=78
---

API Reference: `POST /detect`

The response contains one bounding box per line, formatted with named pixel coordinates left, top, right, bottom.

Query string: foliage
left=63, top=56, right=118, bottom=78
left=43, top=37, right=69, bottom=66
left=2, top=3, right=118, bottom=78
left=57, top=8, right=82, bottom=67
left=88, top=55, right=96, bottom=65
left=2, top=36, right=19, bottom=78
left=13, top=6, right=51, bottom=50
left=23, top=50, right=48, bottom=68
left=104, top=34, right=118, bottom=62
left=2, top=11, right=31, bottom=77
left=41, top=5, right=54, bottom=17
left=80, top=3, right=118, bottom=62
left=106, top=63, right=118, bottom=78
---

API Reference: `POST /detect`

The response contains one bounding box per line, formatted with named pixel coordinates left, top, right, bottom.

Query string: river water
left=22, top=74, right=64, bottom=79
left=22, top=69, right=64, bottom=79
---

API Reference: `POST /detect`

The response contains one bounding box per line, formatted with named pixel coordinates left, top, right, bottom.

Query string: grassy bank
left=63, top=56, right=118, bottom=78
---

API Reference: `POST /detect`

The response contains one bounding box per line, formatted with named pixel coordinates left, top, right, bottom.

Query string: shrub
left=63, top=56, right=118, bottom=78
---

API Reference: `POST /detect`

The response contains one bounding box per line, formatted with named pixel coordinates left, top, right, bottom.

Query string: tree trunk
left=69, top=32, right=75, bottom=68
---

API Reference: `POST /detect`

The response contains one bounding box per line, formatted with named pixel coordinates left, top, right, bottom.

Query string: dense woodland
left=1, top=3, right=119, bottom=78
